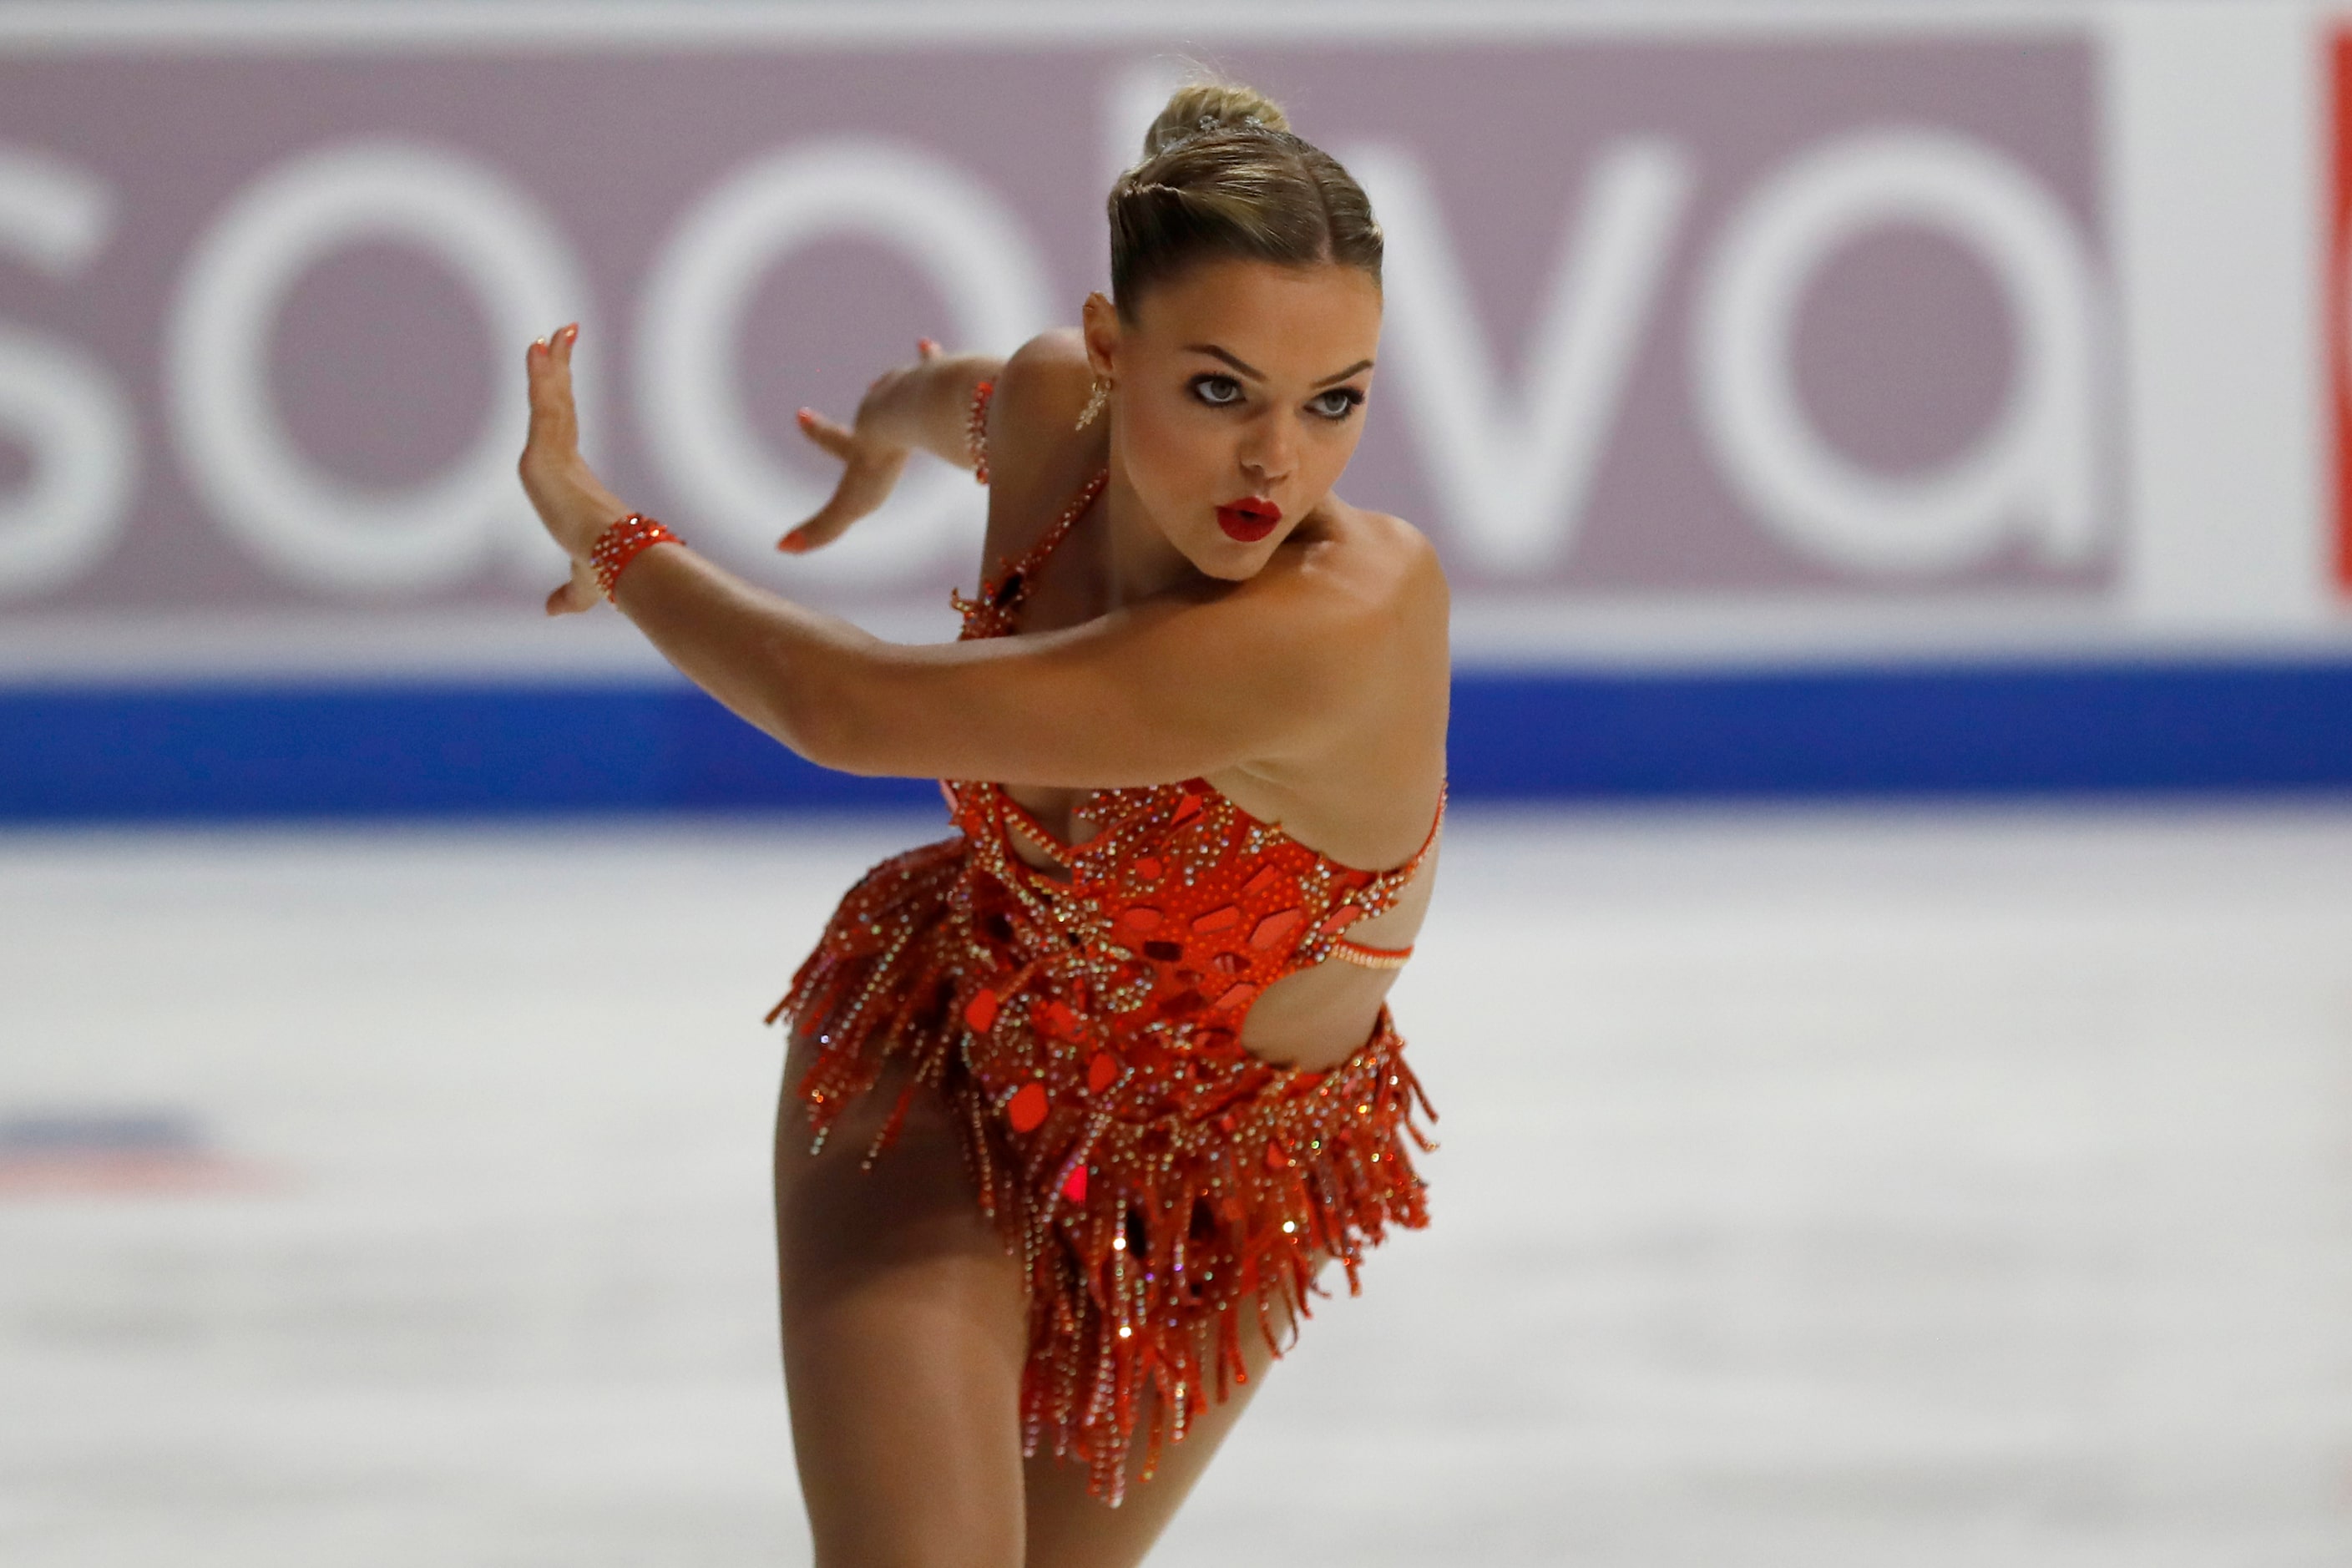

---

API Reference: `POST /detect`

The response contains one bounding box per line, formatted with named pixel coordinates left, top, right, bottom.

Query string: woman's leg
left=1019, top=1282, right=1298, bottom=1568
left=773, top=1029, right=1033, bottom=1568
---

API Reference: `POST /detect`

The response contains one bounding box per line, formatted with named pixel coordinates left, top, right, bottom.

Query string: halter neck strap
left=954, top=468, right=1108, bottom=639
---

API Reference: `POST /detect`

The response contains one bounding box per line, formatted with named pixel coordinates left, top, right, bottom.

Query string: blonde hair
left=1107, top=81, right=1383, bottom=319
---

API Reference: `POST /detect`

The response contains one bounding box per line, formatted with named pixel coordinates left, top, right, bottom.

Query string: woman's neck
left=1099, top=439, right=1206, bottom=609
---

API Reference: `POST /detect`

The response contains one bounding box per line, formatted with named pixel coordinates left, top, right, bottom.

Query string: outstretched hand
left=521, top=327, right=946, bottom=611
left=776, top=338, right=937, bottom=554
left=518, top=323, right=630, bottom=616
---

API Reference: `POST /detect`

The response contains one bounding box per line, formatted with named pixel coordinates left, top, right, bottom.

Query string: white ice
left=3, top=802, right=2349, bottom=1566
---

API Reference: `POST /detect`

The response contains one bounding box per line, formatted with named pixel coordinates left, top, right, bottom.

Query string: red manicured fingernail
left=797, top=407, right=815, bottom=423
left=918, top=337, right=939, bottom=353
left=561, top=322, right=579, bottom=341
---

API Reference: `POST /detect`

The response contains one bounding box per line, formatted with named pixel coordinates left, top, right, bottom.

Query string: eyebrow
left=1184, top=343, right=1375, bottom=387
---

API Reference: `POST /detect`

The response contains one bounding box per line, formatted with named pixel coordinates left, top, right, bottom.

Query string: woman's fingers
left=524, top=322, right=581, bottom=456
left=544, top=557, right=599, bottom=616
left=776, top=346, right=934, bottom=552
left=781, top=481, right=867, bottom=554
left=779, top=448, right=908, bottom=553
left=795, top=407, right=855, bottom=459
left=524, top=321, right=583, bottom=500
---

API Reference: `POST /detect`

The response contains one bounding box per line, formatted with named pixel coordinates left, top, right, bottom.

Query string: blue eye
left=1190, top=374, right=1243, bottom=407
left=1312, top=388, right=1365, bottom=420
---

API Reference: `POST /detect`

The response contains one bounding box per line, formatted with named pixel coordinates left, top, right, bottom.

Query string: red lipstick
left=1215, top=496, right=1282, bottom=542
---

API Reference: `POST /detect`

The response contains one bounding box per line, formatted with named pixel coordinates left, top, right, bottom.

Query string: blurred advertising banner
left=0, top=3, right=2343, bottom=711
left=0, top=8, right=2238, bottom=674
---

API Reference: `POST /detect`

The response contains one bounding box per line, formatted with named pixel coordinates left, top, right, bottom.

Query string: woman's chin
left=1191, top=539, right=1274, bottom=582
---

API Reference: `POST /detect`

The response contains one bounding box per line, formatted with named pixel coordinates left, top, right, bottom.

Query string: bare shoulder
left=978, top=329, right=1105, bottom=561
left=1216, top=499, right=1448, bottom=854
left=995, top=328, right=1091, bottom=403
left=1208, top=497, right=1449, bottom=727
left=1273, top=498, right=1449, bottom=650
left=990, top=329, right=1095, bottom=458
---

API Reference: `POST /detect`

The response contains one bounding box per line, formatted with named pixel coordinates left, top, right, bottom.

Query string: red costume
left=769, top=386, right=1443, bottom=1505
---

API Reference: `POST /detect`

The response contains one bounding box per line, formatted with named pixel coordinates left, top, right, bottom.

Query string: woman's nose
left=1239, top=415, right=1297, bottom=487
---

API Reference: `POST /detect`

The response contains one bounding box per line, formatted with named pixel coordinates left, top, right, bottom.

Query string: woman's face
left=1085, top=257, right=1382, bottom=580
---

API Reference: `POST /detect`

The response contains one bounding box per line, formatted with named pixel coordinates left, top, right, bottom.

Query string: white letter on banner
left=167, top=142, right=589, bottom=593
left=1344, top=139, right=1694, bottom=574
left=637, top=142, right=1053, bottom=589
left=1692, top=128, right=2104, bottom=574
left=0, top=150, right=133, bottom=599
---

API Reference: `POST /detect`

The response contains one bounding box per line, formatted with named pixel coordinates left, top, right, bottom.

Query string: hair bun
left=1106, top=78, right=1379, bottom=320
left=1142, top=82, right=1290, bottom=158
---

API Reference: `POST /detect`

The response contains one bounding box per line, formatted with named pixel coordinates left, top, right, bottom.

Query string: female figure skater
left=518, top=83, right=1449, bottom=1567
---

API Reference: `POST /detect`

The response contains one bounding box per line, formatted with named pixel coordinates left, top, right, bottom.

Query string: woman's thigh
left=1019, top=1278, right=1302, bottom=1568
left=773, top=1032, right=1032, bottom=1568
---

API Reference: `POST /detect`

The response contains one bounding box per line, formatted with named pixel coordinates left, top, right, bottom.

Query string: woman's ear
left=1080, top=291, right=1120, bottom=379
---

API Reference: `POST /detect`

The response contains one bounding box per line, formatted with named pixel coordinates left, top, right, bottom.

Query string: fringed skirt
left=766, top=833, right=1437, bottom=1506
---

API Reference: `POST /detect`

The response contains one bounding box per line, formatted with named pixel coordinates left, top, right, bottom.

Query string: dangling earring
left=1074, top=375, right=1110, bottom=432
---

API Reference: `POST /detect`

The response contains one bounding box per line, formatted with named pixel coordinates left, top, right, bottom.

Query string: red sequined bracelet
left=588, top=513, right=680, bottom=600
left=967, top=377, right=994, bottom=485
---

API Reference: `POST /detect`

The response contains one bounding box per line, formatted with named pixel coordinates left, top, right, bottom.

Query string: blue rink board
left=6, top=659, right=2352, bottom=822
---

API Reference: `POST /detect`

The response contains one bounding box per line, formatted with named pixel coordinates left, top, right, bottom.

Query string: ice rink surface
left=4, top=801, right=2350, bottom=1567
